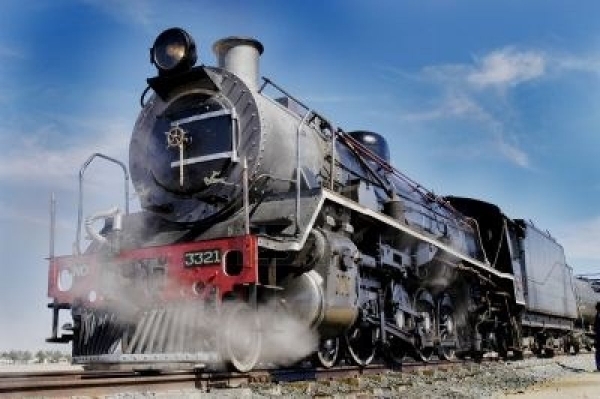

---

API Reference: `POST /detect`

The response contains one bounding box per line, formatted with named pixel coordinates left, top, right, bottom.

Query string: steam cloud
left=82, top=260, right=318, bottom=370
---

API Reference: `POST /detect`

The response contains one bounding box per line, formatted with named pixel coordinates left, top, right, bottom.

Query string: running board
left=73, top=352, right=219, bottom=365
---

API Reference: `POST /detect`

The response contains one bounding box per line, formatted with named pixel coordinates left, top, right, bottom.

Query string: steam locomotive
left=47, top=28, right=599, bottom=372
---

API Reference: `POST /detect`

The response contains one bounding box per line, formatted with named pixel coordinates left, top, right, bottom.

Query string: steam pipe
left=84, top=207, right=123, bottom=246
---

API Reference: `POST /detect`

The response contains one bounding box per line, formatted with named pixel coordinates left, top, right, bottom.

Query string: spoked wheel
left=385, top=310, right=407, bottom=366
left=414, top=291, right=435, bottom=362
left=219, top=303, right=261, bottom=372
left=345, top=325, right=376, bottom=366
left=416, top=346, right=435, bottom=362
left=439, top=341, right=456, bottom=360
left=438, top=306, right=457, bottom=361
left=314, top=337, right=340, bottom=368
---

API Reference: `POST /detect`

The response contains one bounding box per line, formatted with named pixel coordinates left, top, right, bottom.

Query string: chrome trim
left=171, top=109, right=231, bottom=126
left=171, top=151, right=234, bottom=167
left=169, top=109, right=237, bottom=168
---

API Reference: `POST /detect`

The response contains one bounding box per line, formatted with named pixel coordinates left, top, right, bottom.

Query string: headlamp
left=151, top=28, right=197, bottom=75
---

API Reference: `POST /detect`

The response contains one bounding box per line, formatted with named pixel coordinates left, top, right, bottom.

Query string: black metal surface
left=147, top=67, right=218, bottom=100
left=347, top=131, right=390, bottom=162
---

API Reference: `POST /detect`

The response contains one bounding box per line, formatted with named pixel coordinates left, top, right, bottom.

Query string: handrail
left=75, top=153, right=129, bottom=255
left=295, top=109, right=313, bottom=234
left=259, top=75, right=470, bottom=232
left=259, top=77, right=310, bottom=113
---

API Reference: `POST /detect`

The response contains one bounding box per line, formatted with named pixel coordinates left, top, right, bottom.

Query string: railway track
left=0, top=368, right=201, bottom=398
left=0, top=358, right=481, bottom=398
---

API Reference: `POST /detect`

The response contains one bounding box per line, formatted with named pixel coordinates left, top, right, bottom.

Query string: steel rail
left=0, top=358, right=484, bottom=398
left=20, top=349, right=584, bottom=399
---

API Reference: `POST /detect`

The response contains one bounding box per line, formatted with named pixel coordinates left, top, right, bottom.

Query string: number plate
left=184, top=249, right=222, bottom=267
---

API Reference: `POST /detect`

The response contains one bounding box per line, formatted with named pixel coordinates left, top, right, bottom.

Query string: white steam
left=86, top=260, right=317, bottom=369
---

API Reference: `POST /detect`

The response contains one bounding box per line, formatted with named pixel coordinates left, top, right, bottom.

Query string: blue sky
left=1, top=0, right=600, bottom=351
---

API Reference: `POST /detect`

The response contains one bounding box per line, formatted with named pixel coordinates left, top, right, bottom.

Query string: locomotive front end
left=46, top=29, right=295, bottom=373
left=131, top=31, right=267, bottom=224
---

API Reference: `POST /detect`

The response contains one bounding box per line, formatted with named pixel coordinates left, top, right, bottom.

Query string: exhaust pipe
left=213, top=36, right=264, bottom=91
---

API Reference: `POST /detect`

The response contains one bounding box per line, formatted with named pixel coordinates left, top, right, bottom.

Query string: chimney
left=213, top=37, right=264, bottom=91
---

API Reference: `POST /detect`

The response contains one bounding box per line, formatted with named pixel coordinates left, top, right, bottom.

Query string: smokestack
left=213, top=36, right=264, bottom=91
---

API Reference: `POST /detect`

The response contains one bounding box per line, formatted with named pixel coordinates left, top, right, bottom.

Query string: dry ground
left=502, top=371, right=600, bottom=399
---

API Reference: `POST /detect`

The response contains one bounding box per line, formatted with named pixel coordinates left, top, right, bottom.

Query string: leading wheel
left=313, top=337, right=340, bottom=368
left=345, top=325, right=376, bottom=366
left=219, top=303, right=261, bottom=372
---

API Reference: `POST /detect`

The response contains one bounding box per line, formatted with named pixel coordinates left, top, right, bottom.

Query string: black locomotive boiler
left=47, top=28, right=598, bottom=372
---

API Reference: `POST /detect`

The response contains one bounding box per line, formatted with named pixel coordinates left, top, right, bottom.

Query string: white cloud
left=394, top=88, right=532, bottom=168
left=399, top=93, right=482, bottom=122
left=404, top=48, right=548, bottom=96
left=376, top=45, right=590, bottom=168
left=415, top=47, right=547, bottom=90
left=467, top=47, right=546, bottom=88
left=554, top=54, right=600, bottom=75
left=494, top=134, right=530, bottom=168
left=0, top=116, right=130, bottom=189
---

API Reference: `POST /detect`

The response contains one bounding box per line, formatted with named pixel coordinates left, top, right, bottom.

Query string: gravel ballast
left=101, top=353, right=599, bottom=398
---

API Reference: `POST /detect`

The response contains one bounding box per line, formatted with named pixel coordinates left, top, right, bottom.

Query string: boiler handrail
left=74, top=153, right=129, bottom=255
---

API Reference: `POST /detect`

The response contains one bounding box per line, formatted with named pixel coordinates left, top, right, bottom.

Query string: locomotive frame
left=46, top=28, right=597, bottom=372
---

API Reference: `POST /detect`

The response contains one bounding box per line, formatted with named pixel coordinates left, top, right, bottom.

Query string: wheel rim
left=417, top=347, right=434, bottom=362
left=316, top=337, right=340, bottom=368
left=395, top=310, right=406, bottom=330
left=345, top=326, right=376, bottom=366
left=220, top=304, right=261, bottom=372
left=414, top=294, right=435, bottom=362
left=439, top=342, right=456, bottom=360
